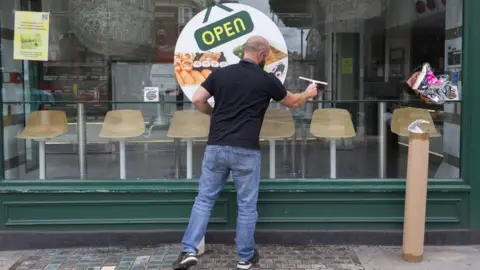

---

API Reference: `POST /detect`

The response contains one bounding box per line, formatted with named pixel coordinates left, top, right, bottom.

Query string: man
left=173, top=35, right=318, bottom=270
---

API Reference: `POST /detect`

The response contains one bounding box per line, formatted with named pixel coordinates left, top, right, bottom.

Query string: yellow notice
left=342, top=58, right=353, bottom=74
left=14, top=11, right=50, bottom=61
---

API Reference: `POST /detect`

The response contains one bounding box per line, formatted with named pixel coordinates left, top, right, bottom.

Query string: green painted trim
left=463, top=0, right=480, bottom=229
left=0, top=179, right=470, bottom=193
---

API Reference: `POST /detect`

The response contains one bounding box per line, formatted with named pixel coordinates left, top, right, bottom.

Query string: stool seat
left=167, top=110, right=210, bottom=180
left=310, top=108, right=356, bottom=179
left=17, top=110, right=68, bottom=180
left=167, top=110, right=210, bottom=139
left=260, top=109, right=295, bottom=139
left=391, top=107, right=440, bottom=137
left=260, top=109, right=295, bottom=179
left=310, top=108, right=356, bottom=139
left=17, top=110, right=68, bottom=140
left=99, top=110, right=145, bottom=139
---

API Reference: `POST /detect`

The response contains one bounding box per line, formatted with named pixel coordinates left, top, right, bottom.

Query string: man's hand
left=280, top=83, right=321, bottom=109
left=305, top=83, right=318, bottom=99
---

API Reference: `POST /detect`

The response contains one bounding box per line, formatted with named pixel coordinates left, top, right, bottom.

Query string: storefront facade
left=1, top=0, right=480, bottom=248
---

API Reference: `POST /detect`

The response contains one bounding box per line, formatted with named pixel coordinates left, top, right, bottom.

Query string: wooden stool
left=310, top=109, right=356, bottom=178
left=99, top=110, right=145, bottom=179
left=167, top=110, right=210, bottom=179
left=17, top=110, right=68, bottom=179
left=260, top=109, right=295, bottom=179
left=391, top=107, right=440, bottom=263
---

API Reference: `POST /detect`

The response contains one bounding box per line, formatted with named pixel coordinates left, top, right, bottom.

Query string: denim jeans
left=181, top=145, right=261, bottom=261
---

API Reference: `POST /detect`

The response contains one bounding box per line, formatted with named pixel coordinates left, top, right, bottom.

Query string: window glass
left=1, top=0, right=463, bottom=180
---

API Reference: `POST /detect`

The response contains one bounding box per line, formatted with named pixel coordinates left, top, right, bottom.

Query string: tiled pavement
left=5, top=245, right=480, bottom=270
left=7, top=245, right=365, bottom=270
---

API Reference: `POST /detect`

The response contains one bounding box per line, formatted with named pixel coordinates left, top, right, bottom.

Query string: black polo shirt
left=201, top=59, right=287, bottom=150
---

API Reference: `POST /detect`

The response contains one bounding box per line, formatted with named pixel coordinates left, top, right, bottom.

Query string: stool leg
left=301, top=123, right=307, bottom=178
left=119, top=140, right=126, bottom=179
left=187, top=140, right=193, bottom=179
left=39, top=141, right=46, bottom=180
left=174, top=138, right=180, bottom=179
left=269, top=140, right=275, bottom=179
left=330, top=140, right=336, bottom=179
left=291, top=133, right=296, bottom=175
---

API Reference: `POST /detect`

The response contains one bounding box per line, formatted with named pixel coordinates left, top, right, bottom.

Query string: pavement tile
left=5, top=245, right=369, bottom=270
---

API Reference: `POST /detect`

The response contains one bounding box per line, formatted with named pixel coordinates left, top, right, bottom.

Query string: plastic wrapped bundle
left=69, top=0, right=155, bottom=56
left=406, top=63, right=460, bottom=104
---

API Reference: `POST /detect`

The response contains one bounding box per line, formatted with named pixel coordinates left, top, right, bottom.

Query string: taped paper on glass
left=407, top=119, right=431, bottom=134
left=406, top=62, right=460, bottom=104
left=14, top=11, right=50, bottom=61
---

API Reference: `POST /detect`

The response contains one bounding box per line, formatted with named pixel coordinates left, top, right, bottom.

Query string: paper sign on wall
left=13, top=11, right=50, bottom=61
left=143, top=87, right=159, bottom=102
left=342, top=58, right=353, bottom=74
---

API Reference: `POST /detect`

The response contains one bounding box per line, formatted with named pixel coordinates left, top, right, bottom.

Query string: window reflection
left=1, top=0, right=463, bottom=180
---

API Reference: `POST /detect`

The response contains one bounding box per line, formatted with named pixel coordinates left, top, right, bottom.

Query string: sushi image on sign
left=174, top=3, right=289, bottom=106
left=175, top=51, right=228, bottom=87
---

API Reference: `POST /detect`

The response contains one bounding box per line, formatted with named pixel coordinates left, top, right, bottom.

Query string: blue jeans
left=181, top=145, right=261, bottom=261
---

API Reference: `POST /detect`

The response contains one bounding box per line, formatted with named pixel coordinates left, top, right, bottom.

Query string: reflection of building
left=154, top=0, right=208, bottom=62
left=281, top=0, right=460, bottom=173
left=268, top=0, right=313, bottom=28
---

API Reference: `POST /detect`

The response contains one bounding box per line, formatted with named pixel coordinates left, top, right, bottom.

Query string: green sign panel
left=194, top=11, right=254, bottom=51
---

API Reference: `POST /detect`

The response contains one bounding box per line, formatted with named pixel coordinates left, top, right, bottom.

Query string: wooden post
left=402, top=132, right=430, bottom=262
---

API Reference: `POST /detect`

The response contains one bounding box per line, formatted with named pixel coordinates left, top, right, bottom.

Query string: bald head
left=244, top=35, right=270, bottom=53
left=243, top=35, right=270, bottom=66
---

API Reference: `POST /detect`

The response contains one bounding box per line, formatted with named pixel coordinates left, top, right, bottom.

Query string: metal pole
left=301, top=121, right=307, bottom=178
left=186, top=139, right=193, bottom=179
left=77, top=103, right=87, bottom=179
left=330, top=140, right=336, bottom=178
left=378, top=101, right=386, bottom=178
left=39, top=140, right=46, bottom=180
left=358, top=22, right=365, bottom=137
left=119, top=140, right=126, bottom=179
left=291, top=133, right=296, bottom=176
left=157, top=102, right=162, bottom=118
left=269, top=140, right=275, bottom=179
left=174, top=138, right=180, bottom=179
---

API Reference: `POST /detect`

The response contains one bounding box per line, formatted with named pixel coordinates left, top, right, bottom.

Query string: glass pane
left=1, top=0, right=463, bottom=180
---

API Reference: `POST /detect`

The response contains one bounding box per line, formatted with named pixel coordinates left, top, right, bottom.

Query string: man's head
left=243, top=35, right=270, bottom=69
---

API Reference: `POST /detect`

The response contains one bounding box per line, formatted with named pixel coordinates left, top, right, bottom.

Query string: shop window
left=1, top=0, right=463, bottom=180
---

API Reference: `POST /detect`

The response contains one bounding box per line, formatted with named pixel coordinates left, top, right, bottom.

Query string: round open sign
left=174, top=3, right=289, bottom=106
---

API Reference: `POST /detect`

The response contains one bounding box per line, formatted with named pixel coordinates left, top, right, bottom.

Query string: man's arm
left=280, top=83, right=318, bottom=109
left=192, top=86, right=213, bottom=115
